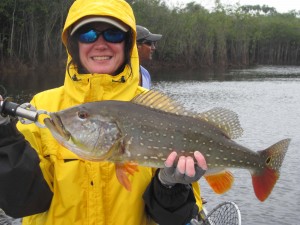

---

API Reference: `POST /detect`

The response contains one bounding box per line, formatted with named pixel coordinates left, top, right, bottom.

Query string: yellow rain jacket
left=16, top=0, right=202, bottom=224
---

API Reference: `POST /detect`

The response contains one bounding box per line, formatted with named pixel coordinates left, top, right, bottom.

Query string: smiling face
left=78, top=23, right=126, bottom=75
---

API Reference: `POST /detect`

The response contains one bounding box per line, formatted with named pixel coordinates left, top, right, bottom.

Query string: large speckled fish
left=44, top=90, right=290, bottom=201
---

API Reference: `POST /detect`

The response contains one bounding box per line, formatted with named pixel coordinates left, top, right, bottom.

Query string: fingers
left=162, top=151, right=177, bottom=178
left=165, top=151, right=207, bottom=177
left=169, top=153, right=195, bottom=177
left=194, top=151, right=207, bottom=170
left=164, top=151, right=177, bottom=167
left=177, top=155, right=187, bottom=174
left=177, top=152, right=207, bottom=177
left=160, top=151, right=207, bottom=185
left=185, top=156, right=195, bottom=177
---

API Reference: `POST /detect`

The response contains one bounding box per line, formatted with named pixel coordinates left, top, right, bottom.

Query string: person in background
left=0, top=0, right=207, bottom=225
left=136, top=25, right=162, bottom=89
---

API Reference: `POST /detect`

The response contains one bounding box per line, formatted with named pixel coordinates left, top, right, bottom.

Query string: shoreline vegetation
left=1, top=0, right=300, bottom=76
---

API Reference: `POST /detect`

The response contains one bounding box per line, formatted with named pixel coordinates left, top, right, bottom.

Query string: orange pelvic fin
left=204, top=170, right=234, bottom=194
left=115, top=162, right=139, bottom=191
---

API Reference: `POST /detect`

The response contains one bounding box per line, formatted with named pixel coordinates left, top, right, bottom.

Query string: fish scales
left=111, top=101, right=260, bottom=170
left=44, top=90, right=290, bottom=201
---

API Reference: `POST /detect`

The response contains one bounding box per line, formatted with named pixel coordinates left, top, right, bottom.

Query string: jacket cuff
left=153, top=170, right=193, bottom=209
left=143, top=170, right=197, bottom=225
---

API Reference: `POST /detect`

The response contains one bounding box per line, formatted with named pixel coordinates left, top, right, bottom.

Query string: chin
left=90, top=68, right=113, bottom=74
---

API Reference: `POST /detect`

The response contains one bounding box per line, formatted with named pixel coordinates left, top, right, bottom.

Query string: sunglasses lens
left=79, top=30, right=98, bottom=43
left=141, top=41, right=155, bottom=47
left=78, top=29, right=126, bottom=44
left=103, top=30, right=126, bottom=43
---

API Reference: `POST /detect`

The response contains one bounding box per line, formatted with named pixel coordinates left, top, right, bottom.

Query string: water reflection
left=153, top=65, right=300, bottom=82
left=226, top=65, right=300, bottom=80
left=0, top=69, right=64, bottom=102
left=153, top=67, right=228, bottom=81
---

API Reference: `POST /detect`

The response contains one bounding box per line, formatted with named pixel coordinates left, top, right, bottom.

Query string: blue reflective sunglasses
left=78, top=28, right=127, bottom=44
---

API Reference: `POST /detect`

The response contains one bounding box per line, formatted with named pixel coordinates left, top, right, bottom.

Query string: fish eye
left=77, top=111, right=88, bottom=120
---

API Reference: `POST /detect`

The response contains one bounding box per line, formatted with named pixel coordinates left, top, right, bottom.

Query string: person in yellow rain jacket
left=0, top=0, right=207, bottom=224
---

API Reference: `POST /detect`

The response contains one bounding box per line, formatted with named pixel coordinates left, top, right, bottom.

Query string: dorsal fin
left=132, top=90, right=243, bottom=139
left=198, top=107, right=243, bottom=139
left=132, top=90, right=190, bottom=115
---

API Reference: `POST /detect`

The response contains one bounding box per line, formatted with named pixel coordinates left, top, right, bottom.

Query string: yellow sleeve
left=192, top=182, right=203, bottom=211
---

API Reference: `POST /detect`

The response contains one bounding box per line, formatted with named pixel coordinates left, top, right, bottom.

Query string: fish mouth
left=44, top=113, right=71, bottom=141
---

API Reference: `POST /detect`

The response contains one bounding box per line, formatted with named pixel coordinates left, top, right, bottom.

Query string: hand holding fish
left=158, top=151, right=207, bottom=187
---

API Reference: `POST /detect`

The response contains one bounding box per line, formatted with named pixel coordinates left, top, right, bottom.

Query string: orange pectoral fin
left=204, top=170, right=234, bottom=194
left=115, top=162, right=139, bottom=191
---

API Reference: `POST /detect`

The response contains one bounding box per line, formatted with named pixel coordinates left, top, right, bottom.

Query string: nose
left=150, top=42, right=156, bottom=50
left=94, top=35, right=108, bottom=48
left=95, top=34, right=105, bottom=43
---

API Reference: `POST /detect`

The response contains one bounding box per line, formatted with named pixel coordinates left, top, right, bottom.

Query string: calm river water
left=154, top=66, right=300, bottom=225
left=1, top=65, right=299, bottom=224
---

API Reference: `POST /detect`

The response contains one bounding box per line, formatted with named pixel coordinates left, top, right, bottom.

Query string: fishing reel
left=0, top=98, right=49, bottom=128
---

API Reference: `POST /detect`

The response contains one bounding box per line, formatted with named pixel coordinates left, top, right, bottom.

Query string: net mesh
left=201, top=201, right=241, bottom=225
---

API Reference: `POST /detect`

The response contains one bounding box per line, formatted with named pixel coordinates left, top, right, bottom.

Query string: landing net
left=200, top=201, right=241, bottom=225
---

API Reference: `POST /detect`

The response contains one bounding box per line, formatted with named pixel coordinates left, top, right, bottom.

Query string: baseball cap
left=136, top=25, right=162, bottom=42
left=71, top=16, right=129, bottom=36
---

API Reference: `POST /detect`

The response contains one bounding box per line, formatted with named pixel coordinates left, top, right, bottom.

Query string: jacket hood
left=62, top=0, right=136, bottom=46
left=60, top=0, right=140, bottom=104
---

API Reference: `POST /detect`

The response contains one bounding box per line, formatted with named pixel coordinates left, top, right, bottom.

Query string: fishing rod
left=0, top=98, right=48, bottom=128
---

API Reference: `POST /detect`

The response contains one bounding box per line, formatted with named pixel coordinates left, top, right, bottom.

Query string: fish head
left=44, top=104, right=122, bottom=161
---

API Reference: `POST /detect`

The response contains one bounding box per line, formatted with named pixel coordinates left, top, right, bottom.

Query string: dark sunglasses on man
left=139, top=40, right=156, bottom=47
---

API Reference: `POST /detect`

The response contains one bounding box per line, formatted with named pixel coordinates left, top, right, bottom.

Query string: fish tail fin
left=115, top=162, right=139, bottom=191
left=204, top=170, right=234, bottom=194
left=252, top=138, right=291, bottom=201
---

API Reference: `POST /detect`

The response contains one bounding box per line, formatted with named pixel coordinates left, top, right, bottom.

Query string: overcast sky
left=166, top=0, right=300, bottom=13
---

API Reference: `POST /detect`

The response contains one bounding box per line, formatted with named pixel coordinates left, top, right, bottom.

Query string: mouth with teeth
left=92, top=56, right=111, bottom=61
